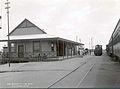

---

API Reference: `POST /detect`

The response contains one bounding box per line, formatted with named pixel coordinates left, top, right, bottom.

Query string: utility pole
left=76, top=35, right=78, bottom=42
left=5, top=0, right=10, bottom=67
left=89, top=42, right=90, bottom=49
left=0, top=0, right=2, bottom=29
left=91, top=37, right=92, bottom=49
left=91, top=37, right=94, bottom=51
left=0, top=16, right=1, bottom=29
left=79, top=38, right=81, bottom=43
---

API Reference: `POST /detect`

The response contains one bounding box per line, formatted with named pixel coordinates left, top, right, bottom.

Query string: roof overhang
left=0, top=34, right=84, bottom=45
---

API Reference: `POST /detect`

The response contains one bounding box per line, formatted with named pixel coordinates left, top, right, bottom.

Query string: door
left=18, top=45, right=24, bottom=58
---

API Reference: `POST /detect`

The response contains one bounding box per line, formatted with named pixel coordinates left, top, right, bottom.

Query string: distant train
left=106, top=19, right=120, bottom=62
left=94, top=45, right=102, bottom=56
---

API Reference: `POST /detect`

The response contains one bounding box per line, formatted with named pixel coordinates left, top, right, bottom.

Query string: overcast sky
left=0, top=0, right=120, bottom=50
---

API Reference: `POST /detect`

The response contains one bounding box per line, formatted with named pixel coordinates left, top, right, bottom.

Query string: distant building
left=0, top=19, right=84, bottom=62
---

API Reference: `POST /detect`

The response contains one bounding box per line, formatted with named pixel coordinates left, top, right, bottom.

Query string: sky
left=0, top=0, right=120, bottom=50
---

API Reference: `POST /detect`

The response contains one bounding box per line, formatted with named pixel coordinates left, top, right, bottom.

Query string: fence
left=0, top=50, right=78, bottom=63
left=1, top=51, right=57, bottom=63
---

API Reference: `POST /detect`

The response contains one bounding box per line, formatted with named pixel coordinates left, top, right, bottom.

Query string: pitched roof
left=9, top=19, right=47, bottom=36
left=1, top=18, right=84, bottom=45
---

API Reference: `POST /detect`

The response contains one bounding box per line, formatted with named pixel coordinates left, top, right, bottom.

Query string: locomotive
left=94, top=45, right=102, bottom=56
left=106, top=19, right=120, bottom=61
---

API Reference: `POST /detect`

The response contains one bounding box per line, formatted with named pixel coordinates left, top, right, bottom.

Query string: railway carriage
left=94, top=45, right=102, bottom=56
left=107, top=19, right=120, bottom=61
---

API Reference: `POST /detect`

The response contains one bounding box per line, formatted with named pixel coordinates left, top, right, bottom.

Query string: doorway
left=18, top=45, right=24, bottom=58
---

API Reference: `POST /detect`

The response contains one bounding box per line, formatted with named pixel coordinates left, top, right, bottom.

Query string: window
left=51, top=43, right=54, bottom=51
left=10, top=43, right=16, bottom=52
left=33, top=41, right=40, bottom=52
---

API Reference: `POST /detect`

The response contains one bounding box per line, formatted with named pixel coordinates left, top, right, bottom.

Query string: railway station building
left=0, top=19, right=84, bottom=62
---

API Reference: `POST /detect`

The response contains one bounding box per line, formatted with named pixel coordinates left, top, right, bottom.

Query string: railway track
left=47, top=59, right=95, bottom=88
left=76, top=64, right=95, bottom=88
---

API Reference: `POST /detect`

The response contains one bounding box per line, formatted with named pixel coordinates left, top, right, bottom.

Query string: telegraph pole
left=0, top=16, right=1, bottom=29
left=0, top=0, right=2, bottom=29
left=76, top=35, right=78, bottom=42
left=91, top=37, right=92, bottom=50
left=91, top=37, right=94, bottom=52
left=5, top=0, right=10, bottom=67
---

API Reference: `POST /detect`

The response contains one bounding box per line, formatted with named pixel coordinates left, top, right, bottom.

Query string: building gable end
left=9, top=19, right=47, bottom=36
